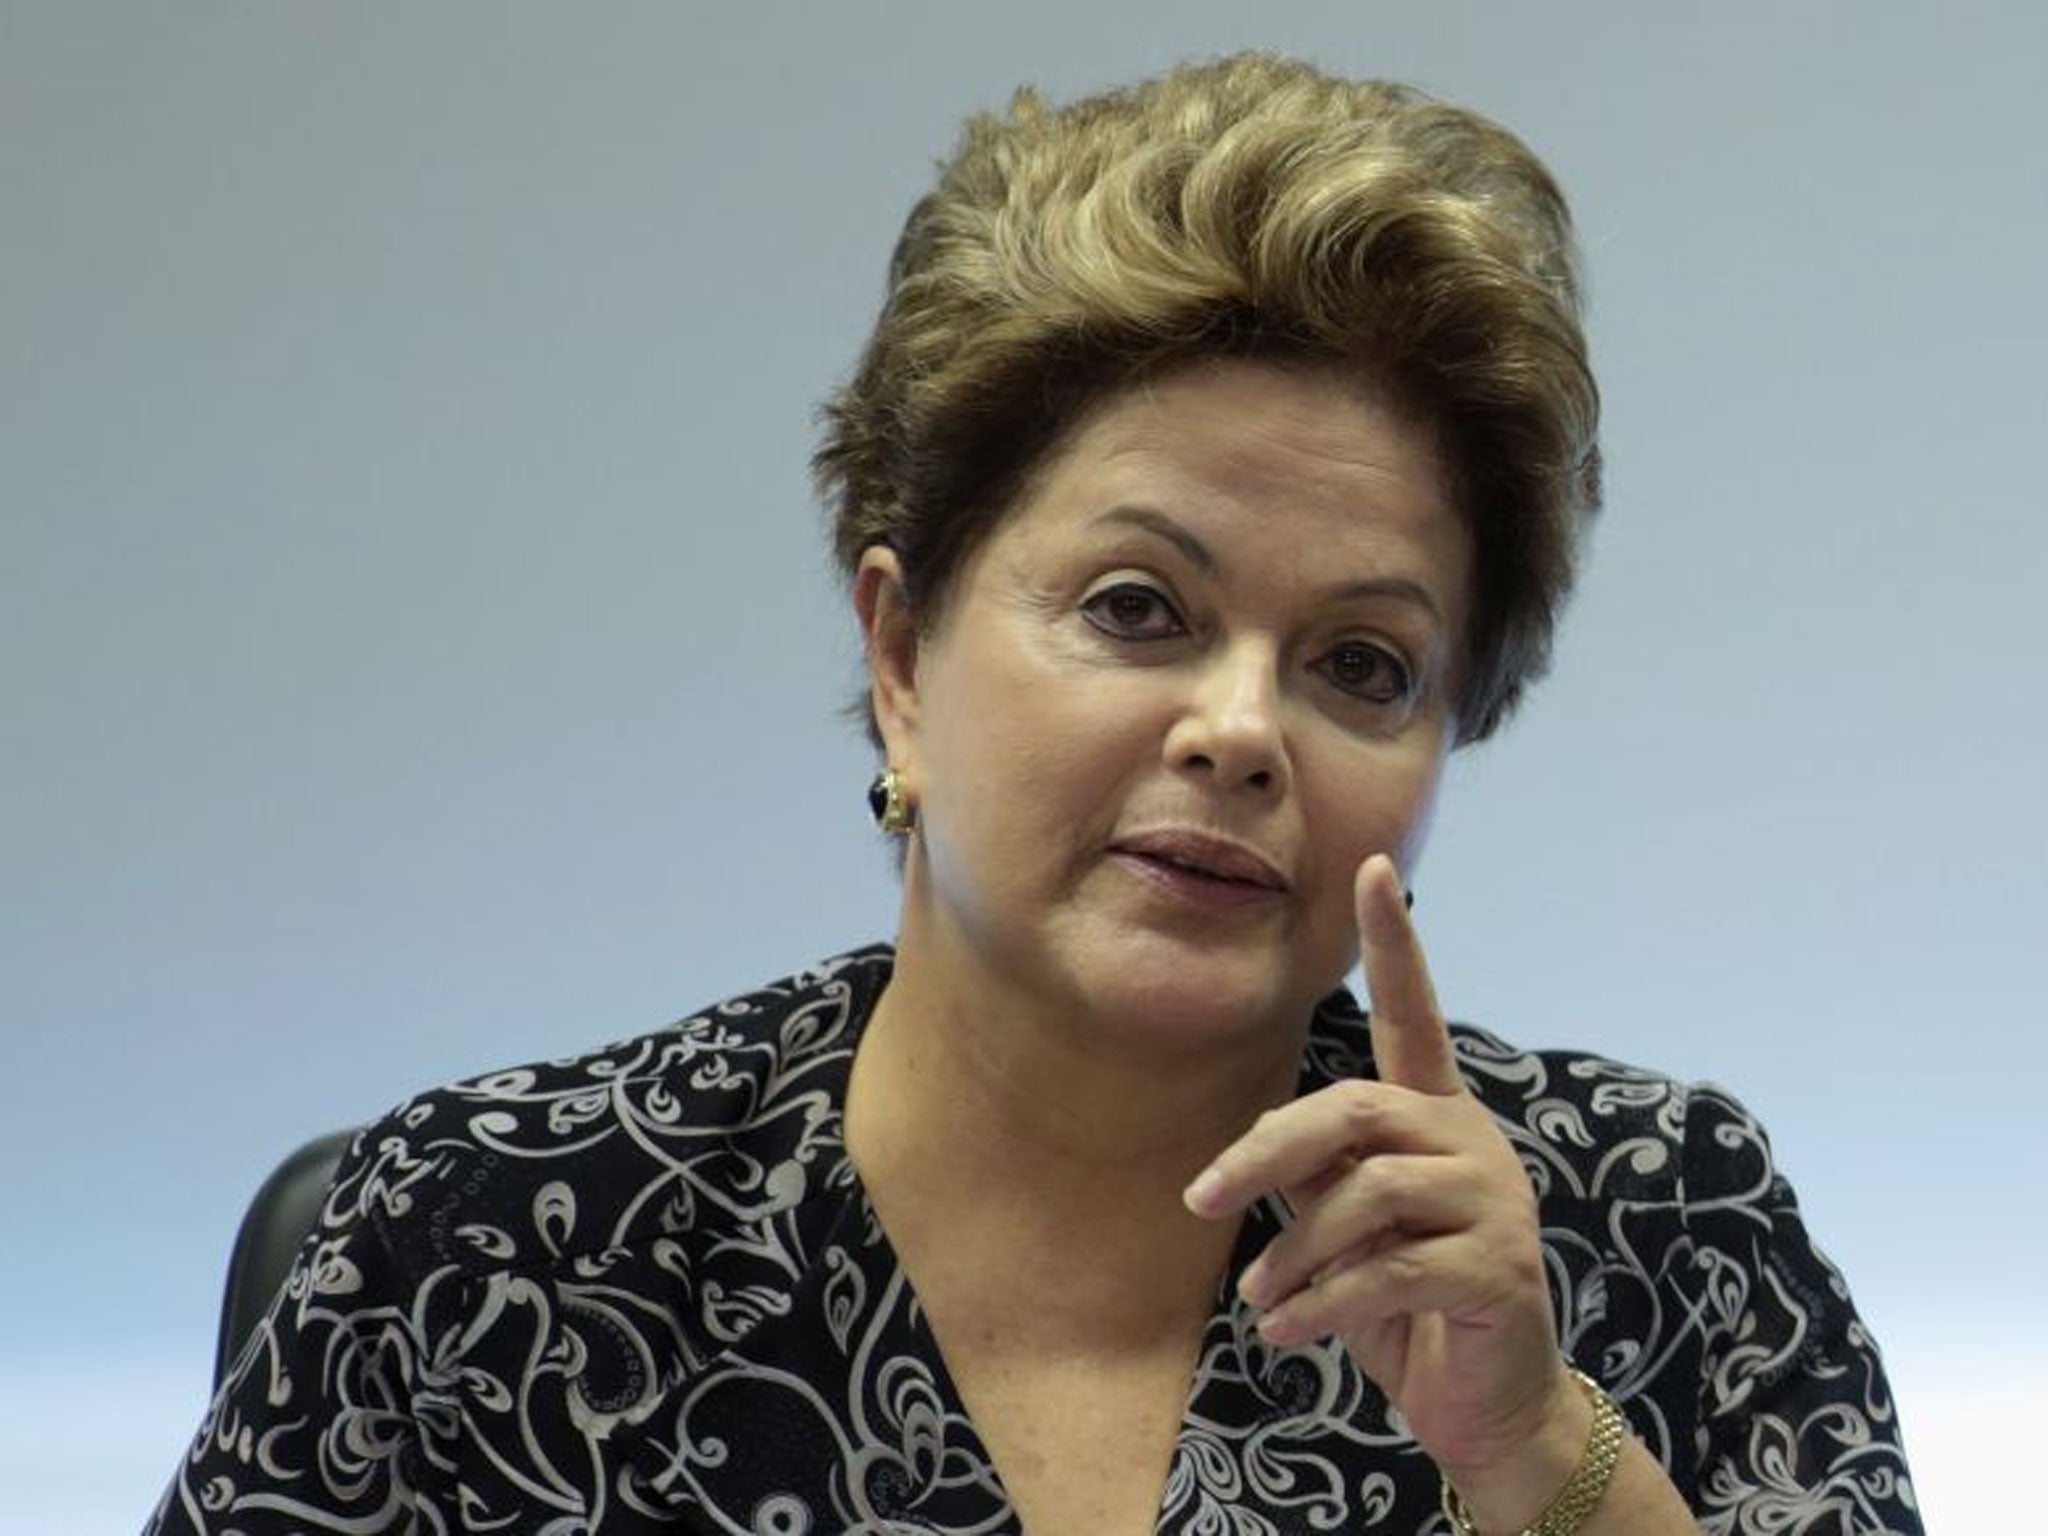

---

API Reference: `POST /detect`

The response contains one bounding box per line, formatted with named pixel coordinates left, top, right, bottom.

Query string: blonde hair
left=816, top=52, right=1600, bottom=743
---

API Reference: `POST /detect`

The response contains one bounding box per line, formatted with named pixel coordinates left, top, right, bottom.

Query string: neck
left=861, top=918, right=1304, bottom=1180
left=844, top=903, right=1306, bottom=1344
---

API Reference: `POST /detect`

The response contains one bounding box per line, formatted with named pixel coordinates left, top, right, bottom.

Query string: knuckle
left=1353, top=1158, right=1408, bottom=1216
left=1333, top=1081, right=1380, bottom=1134
left=1379, top=1245, right=1429, bottom=1293
left=1508, top=1175, right=1540, bottom=1222
left=1337, top=1160, right=1384, bottom=1216
left=1365, top=1154, right=1406, bottom=1194
left=1244, top=1109, right=1283, bottom=1153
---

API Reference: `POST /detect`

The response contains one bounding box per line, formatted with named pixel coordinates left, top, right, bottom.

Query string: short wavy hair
left=816, top=52, right=1600, bottom=745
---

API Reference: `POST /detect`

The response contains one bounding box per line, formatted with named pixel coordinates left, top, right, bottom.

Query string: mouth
left=1108, top=829, right=1290, bottom=894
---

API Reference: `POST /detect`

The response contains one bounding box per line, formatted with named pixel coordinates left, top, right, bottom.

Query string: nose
left=1163, top=640, right=1290, bottom=796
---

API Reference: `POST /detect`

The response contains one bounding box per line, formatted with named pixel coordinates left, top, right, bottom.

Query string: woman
left=150, top=54, right=1919, bottom=1535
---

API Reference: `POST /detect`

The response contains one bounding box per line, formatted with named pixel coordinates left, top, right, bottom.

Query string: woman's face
left=868, top=357, right=1471, bottom=1050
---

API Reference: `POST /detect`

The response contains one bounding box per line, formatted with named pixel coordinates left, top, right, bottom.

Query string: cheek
left=1298, top=736, right=1448, bottom=887
left=921, top=648, right=1144, bottom=853
left=987, top=694, right=1156, bottom=845
left=1389, top=773, right=1445, bottom=869
left=939, top=626, right=1161, bottom=781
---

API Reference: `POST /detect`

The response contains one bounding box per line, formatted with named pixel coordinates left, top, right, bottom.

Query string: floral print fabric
left=148, top=947, right=1920, bottom=1533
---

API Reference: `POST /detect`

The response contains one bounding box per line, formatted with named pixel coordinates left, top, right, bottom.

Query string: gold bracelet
left=1439, top=1369, right=1627, bottom=1536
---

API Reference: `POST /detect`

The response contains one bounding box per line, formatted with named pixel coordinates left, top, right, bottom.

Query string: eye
left=1081, top=580, right=1185, bottom=640
left=1317, top=639, right=1414, bottom=705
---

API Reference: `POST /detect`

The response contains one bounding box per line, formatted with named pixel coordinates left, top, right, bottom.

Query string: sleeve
left=1679, top=1082, right=1923, bottom=1536
left=143, top=1121, right=454, bottom=1535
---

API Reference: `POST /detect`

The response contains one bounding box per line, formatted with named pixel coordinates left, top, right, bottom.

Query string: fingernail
left=1183, top=1167, right=1224, bottom=1214
left=1256, top=1308, right=1302, bottom=1346
left=1238, top=1259, right=1271, bottom=1306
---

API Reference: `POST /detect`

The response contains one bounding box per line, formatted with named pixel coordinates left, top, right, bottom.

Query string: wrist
left=1440, top=1368, right=1623, bottom=1536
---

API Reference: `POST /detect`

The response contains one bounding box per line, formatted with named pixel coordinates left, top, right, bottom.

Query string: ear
left=853, top=545, right=923, bottom=777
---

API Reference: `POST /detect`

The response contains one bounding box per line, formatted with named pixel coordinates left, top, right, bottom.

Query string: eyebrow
left=1092, top=504, right=1445, bottom=621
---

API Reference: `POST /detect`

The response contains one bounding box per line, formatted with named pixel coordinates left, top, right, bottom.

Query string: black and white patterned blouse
left=148, top=946, right=1920, bottom=1534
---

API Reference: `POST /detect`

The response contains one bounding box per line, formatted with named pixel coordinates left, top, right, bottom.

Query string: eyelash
left=1080, top=580, right=1184, bottom=641
left=1316, top=639, right=1414, bottom=706
left=1078, top=580, right=1416, bottom=706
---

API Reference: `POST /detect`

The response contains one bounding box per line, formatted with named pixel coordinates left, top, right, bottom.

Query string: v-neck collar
left=600, top=946, right=1405, bottom=1532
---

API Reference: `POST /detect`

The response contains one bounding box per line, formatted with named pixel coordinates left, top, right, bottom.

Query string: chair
left=212, top=1128, right=357, bottom=1387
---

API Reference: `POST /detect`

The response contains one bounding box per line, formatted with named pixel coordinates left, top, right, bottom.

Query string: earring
left=1404, top=888, right=1416, bottom=911
left=866, top=768, right=915, bottom=835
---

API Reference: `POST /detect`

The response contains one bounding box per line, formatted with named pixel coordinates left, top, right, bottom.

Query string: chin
left=1070, top=945, right=1309, bottom=1050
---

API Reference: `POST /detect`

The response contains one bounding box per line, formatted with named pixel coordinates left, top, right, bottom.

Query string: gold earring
left=866, top=768, right=915, bottom=834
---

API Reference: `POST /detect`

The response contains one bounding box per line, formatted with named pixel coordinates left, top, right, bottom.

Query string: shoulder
left=1305, top=988, right=1771, bottom=1207
left=331, top=945, right=894, bottom=1282
left=1453, top=1023, right=1772, bottom=1207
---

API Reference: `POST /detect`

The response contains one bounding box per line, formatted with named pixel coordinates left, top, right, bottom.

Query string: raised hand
left=1182, top=853, right=1581, bottom=1486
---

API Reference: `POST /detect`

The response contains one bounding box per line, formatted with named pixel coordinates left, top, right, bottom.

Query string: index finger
left=1357, top=853, right=1462, bottom=1096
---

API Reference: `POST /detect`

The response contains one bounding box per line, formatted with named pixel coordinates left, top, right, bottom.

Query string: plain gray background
left=4, top=3, right=2042, bottom=1528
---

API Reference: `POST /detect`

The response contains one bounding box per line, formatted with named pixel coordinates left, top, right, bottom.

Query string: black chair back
left=212, top=1128, right=356, bottom=1386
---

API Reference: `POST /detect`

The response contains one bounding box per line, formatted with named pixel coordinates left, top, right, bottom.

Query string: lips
left=1109, top=829, right=1290, bottom=891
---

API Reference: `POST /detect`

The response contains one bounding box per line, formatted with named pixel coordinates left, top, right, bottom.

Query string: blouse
left=147, top=945, right=1921, bottom=1533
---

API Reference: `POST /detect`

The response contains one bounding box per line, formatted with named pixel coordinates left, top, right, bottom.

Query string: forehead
left=995, top=357, right=1464, bottom=579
